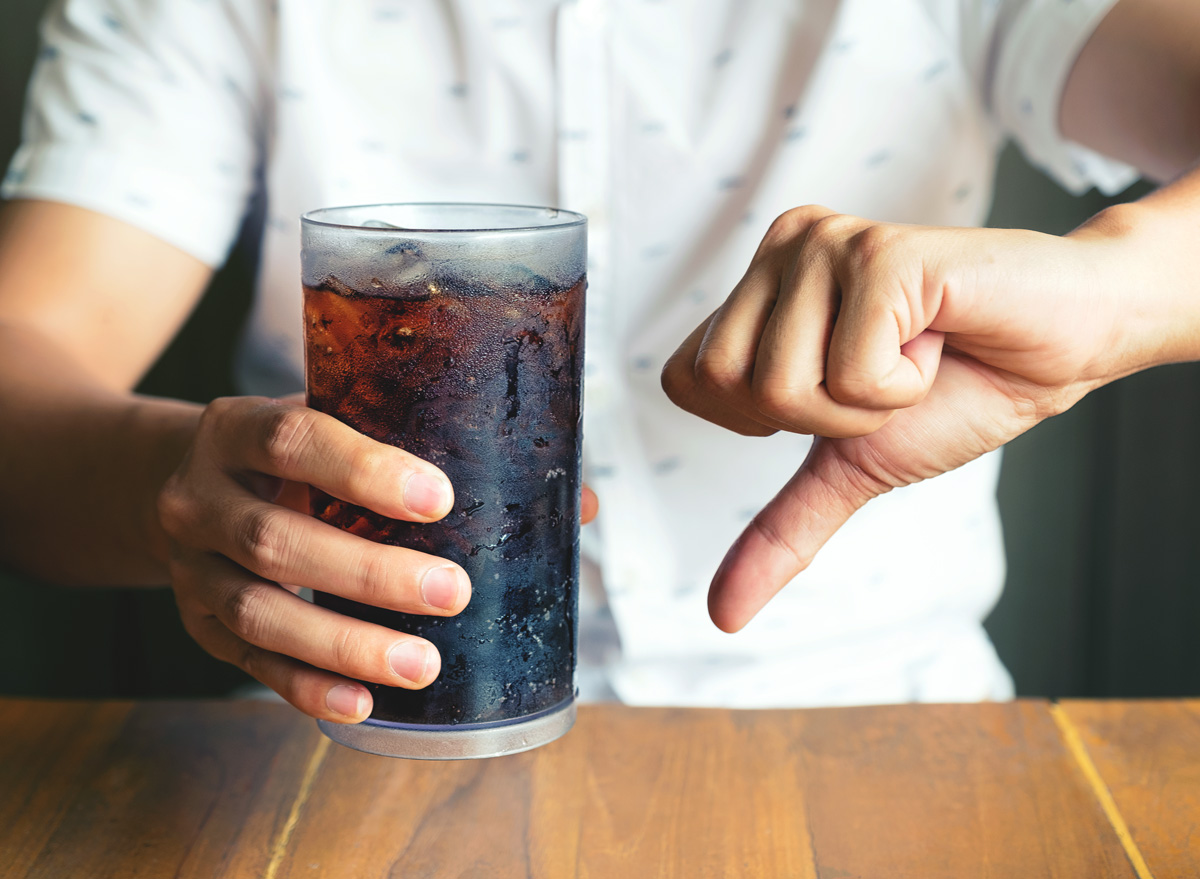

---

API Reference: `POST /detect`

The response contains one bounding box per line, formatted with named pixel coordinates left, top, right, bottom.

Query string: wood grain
left=0, top=699, right=1172, bottom=878
left=791, top=701, right=1139, bottom=879
left=1060, top=700, right=1200, bottom=879
left=0, top=699, right=322, bottom=879
left=274, top=701, right=1138, bottom=879
left=0, top=700, right=132, bottom=876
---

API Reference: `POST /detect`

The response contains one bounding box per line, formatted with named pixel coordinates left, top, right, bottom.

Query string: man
left=1, top=0, right=1197, bottom=721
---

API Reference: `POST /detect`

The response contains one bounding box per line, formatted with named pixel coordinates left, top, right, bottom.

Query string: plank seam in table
left=1050, top=703, right=1155, bottom=879
left=264, top=734, right=331, bottom=879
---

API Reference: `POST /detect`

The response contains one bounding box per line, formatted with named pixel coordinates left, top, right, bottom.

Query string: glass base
left=316, top=697, right=576, bottom=760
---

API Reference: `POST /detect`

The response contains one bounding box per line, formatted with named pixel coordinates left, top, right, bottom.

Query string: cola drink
left=301, top=204, right=586, bottom=759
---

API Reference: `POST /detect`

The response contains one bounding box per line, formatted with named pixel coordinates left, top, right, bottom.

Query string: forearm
left=1068, top=160, right=1200, bottom=384
left=0, top=322, right=201, bottom=586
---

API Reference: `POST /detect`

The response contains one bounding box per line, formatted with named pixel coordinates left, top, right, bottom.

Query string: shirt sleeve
left=941, top=0, right=1140, bottom=196
left=1, top=0, right=273, bottom=267
left=991, top=0, right=1138, bottom=195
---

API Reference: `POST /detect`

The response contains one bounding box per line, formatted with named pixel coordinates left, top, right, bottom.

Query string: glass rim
left=301, top=202, right=587, bottom=234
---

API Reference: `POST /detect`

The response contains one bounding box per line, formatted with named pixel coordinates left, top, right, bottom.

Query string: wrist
left=125, top=395, right=204, bottom=572
left=1067, top=197, right=1200, bottom=384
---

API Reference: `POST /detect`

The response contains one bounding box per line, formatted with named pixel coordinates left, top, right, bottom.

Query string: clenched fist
left=663, top=198, right=1198, bottom=633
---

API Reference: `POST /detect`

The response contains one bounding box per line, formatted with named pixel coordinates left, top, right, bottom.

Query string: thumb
left=707, top=438, right=891, bottom=633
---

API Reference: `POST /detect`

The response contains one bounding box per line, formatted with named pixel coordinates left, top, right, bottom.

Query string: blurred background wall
left=2, top=2, right=1198, bottom=701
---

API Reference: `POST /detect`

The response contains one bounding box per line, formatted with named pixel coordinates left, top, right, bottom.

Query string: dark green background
left=2, top=4, right=1196, bottom=701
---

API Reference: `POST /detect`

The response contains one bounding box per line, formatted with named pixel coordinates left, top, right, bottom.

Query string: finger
left=206, top=397, right=454, bottom=522
left=707, top=437, right=893, bottom=633
left=751, top=221, right=894, bottom=437
left=180, top=551, right=442, bottom=689
left=190, top=475, right=470, bottom=615
left=662, top=207, right=842, bottom=436
left=691, top=257, right=813, bottom=434
left=181, top=608, right=373, bottom=723
left=823, top=242, right=944, bottom=409
left=581, top=484, right=599, bottom=524
left=661, top=312, right=780, bottom=437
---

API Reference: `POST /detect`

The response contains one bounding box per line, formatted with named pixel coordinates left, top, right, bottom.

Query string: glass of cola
left=301, top=204, right=586, bottom=759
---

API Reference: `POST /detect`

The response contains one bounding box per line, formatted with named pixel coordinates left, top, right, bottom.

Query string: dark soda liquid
left=303, top=271, right=585, bottom=726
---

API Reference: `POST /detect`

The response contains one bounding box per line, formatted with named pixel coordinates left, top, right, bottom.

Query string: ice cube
left=374, top=241, right=435, bottom=297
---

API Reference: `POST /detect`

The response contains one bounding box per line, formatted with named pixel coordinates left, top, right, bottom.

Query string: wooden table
left=1, top=699, right=1196, bottom=878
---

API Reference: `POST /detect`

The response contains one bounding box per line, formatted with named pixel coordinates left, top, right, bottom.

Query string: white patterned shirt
left=5, top=0, right=1135, bottom=706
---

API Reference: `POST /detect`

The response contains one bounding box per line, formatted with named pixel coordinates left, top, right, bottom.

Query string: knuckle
left=751, top=376, right=801, bottom=424
left=260, top=405, right=316, bottom=475
left=155, top=474, right=194, bottom=537
left=225, top=581, right=276, bottom=645
left=845, top=224, right=899, bottom=275
left=343, top=446, right=391, bottom=501
left=659, top=352, right=696, bottom=406
left=805, top=213, right=858, bottom=251
left=207, top=395, right=242, bottom=415
left=329, top=625, right=367, bottom=673
left=196, top=395, right=241, bottom=439
left=356, top=549, right=399, bottom=608
left=238, top=507, right=292, bottom=578
left=693, top=347, right=744, bottom=397
left=763, top=205, right=829, bottom=248
left=198, top=395, right=233, bottom=424
left=763, top=211, right=802, bottom=247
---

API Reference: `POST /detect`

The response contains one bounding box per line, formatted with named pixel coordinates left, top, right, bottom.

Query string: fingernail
left=326, top=684, right=366, bottom=719
left=421, top=566, right=463, bottom=611
left=404, top=473, right=451, bottom=518
left=389, top=641, right=432, bottom=683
